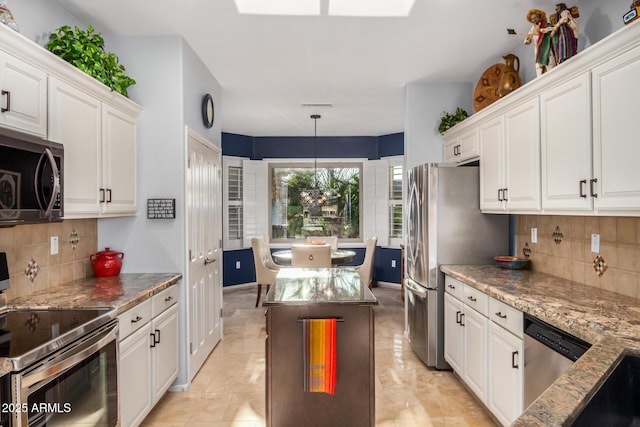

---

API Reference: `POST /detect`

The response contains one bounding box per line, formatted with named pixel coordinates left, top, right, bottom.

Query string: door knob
left=204, top=258, right=216, bottom=265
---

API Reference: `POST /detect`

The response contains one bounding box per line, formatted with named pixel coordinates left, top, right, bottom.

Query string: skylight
left=329, top=0, right=415, bottom=17
left=235, top=0, right=319, bottom=16
left=234, top=0, right=415, bottom=17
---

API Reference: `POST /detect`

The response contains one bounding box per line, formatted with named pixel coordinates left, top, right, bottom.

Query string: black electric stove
left=0, top=308, right=117, bottom=371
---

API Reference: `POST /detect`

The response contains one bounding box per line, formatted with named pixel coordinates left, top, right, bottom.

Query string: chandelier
left=300, top=114, right=331, bottom=211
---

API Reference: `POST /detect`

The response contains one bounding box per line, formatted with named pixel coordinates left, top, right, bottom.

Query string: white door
left=186, top=127, right=223, bottom=382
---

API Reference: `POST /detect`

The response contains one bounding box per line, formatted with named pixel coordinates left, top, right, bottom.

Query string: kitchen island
left=441, top=265, right=640, bottom=426
left=263, top=267, right=377, bottom=427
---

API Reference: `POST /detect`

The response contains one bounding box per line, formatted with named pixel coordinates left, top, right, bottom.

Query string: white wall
left=97, top=36, right=222, bottom=388
left=7, top=0, right=82, bottom=47
left=403, top=82, right=472, bottom=169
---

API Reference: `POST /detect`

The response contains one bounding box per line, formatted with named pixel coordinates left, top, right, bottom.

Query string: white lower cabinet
left=488, top=321, right=523, bottom=426
left=444, top=278, right=489, bottom=404
left=444, top=275, right=524, bottom=426
left=119, top=286, right=179, bottom=427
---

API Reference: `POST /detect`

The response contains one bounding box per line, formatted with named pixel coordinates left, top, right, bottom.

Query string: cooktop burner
left=0, top=308, right=117, bottom=371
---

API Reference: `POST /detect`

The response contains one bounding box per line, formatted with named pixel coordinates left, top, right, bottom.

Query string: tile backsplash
left=0, top=219, right=97, bottom=300
left=516, top=215, right=640, bottom=299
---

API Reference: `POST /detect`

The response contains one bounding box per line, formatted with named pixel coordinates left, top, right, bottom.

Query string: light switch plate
left=391, top=260, right=396, bottom=268
left=591, top=234, right=600, bottom=253
left=531, top=228, right=537, bottom=244
left=235, top=261, right=241, bottom=269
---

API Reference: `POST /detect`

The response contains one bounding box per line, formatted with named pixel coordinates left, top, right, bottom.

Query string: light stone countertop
left=0, top=273, right=182, bottom=377
left=440, top=265, right=640, bottom=427
left=7, top=273, right=182, bottom=314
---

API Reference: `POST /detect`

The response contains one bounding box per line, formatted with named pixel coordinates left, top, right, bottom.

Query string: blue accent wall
left=222, top=133, right=253, bottom=158
left=223, top=246, right=402, bottom=287
left=378, top=133, right=404, bottom=158
left=221, top=131, right=404, bottom=287
left=253, top=136, right=378, bottom=160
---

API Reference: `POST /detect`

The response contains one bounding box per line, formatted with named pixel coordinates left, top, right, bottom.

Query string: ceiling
left=54, top=0, right=549, bottom=137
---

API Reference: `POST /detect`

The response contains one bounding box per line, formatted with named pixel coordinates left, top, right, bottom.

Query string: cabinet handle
left=447, top=284, right=456, bottom=290
left=106, top=188, right=112, bottom=203
left=165, top=296, right=174, bottom=302
left=590, top=178, right=598, bottom=198
left=498, top=189, right=503, bottom=201
left=579, top=180, right=587, bottom=198
left=503, top=188, right=508, bottom=201
left=460, top=313, right=465, bottom=327
left=512, top=351, right=519, bottom=368
left=495, top=311, right=507, bottom=319
left=1, top=90, right=10, bottom=112
left=154, top=329, right=161, bottom=345
left=467, top=295, right=477, bottom=302
left=455, top=310, right=461, bottom=324
left=131, top=315, right=143, bottom=323
left=150, top=333, right=156, bottom=348
left=99, top=188, right=106, bottom=203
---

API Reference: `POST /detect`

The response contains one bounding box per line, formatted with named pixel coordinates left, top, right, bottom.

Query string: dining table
left=271, top=249, right=357, bottom=266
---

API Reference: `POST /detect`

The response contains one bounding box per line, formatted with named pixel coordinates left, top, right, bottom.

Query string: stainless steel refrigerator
left=405, top=163, right=508, bottom=369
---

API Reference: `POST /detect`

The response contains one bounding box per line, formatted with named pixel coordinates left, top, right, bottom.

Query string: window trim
left=268, top=159, right=364, bottom=244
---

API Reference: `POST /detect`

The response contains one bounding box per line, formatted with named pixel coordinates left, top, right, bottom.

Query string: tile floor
left=141, top=286, right=496, bottom=426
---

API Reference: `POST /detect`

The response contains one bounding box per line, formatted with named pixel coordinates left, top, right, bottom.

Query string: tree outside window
left=271, top=164, right=360, bottom=241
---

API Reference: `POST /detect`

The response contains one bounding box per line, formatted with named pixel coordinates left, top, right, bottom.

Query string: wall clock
left=201, top=93, right=215, bottom=128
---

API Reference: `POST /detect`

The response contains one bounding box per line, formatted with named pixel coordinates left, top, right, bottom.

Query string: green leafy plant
left=438, top=107, right=469, bottom=135
left=47, top=25, right=136, bottom=97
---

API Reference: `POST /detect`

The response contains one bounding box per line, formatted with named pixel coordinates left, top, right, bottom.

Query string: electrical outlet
left=235, top=261, right=241, bottom=269
left=391, top=259, right=396, bottom=268
left=591, top=234, right=600, bottom=253
left=50, top=236, right=59, bottom=255
left=531, top=228, right=537, bottom=244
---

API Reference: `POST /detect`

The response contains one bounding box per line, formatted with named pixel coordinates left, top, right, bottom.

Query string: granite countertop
left=0, top=273, right=181, bottom=378
left=263, top=267, right=378, bottom=306
left=441, top=265, right=640, bottom=427
left=8, top=273, right=182, bottom=314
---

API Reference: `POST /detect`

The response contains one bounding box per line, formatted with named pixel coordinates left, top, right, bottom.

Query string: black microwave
left=0, top=128, right=63, bottom=225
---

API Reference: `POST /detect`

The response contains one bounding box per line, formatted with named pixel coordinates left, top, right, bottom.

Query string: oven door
left=11, top=320, right=119, bottom=427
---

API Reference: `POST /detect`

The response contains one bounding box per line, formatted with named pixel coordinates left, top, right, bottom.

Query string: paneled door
left=186, top=127, right=223, bottom=382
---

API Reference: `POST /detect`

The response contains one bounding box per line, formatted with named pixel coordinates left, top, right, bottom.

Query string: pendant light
left=300, top=114, right=329, bottom=212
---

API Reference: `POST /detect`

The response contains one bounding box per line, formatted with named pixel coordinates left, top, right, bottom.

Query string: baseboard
left=223, top=282, right=257, bottom=291
left=374, top=281, right=401, bottom=290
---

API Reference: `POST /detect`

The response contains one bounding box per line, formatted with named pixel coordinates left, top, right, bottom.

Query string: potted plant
left=438, top=107, right=469, bottom=135
left=46, top=25, right=136, bottom=97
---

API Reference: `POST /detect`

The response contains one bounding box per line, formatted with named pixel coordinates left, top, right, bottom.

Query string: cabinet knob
left=495, top=311, right=507, bottom=319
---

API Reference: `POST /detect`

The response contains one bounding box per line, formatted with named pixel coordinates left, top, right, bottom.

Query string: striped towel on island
left=302, top=318, right=337, bottom=395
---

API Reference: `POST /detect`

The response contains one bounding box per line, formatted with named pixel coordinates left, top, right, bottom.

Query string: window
left=223, top=157, right=245, bottom=249
left=270, top=163, right=361, bottom=242
left=389, top=162, right=403, bottom=241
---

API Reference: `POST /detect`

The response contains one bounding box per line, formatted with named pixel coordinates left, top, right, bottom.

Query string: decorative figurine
left=524, top=8, right=556, bottom=76
left=0, top=0, right=18, bottom=32
left=549, top=3, right=579, bottom=64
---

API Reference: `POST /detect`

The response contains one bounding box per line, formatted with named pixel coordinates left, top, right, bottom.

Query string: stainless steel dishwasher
left=523, top=313, right=591, bottom=408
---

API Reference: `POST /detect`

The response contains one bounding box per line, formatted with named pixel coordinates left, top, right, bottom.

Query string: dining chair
left=305, top=236, right=338, bottom=251
left=251, top=236, right=280, bottom=307
left=356, top=236, right=378, bottom=288
left=291, top=243, right=332, bottom=268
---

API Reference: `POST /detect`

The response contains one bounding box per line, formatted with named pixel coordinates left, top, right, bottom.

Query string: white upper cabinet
left=479, top=115, right=505, bottom=211
left=443, top=127, right=480, bottom=165
left=0, top=23, right=141, bottom=219
left=0, top=52, right=47, bottom=137
left=453, top=20, right=640, bottom=216
left=480, top=99, right=541, bottom=214
left=591, top=44, right=640, bottom=213
left=541, top=73, right=592, bottom=211
left=48, top=77, right=102, bottom=217
left=504, top=98, right=540, bottom=212
left=101, top=104, right=138, bottom=215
